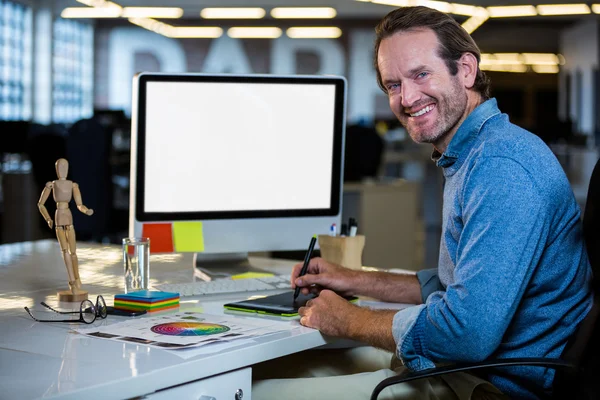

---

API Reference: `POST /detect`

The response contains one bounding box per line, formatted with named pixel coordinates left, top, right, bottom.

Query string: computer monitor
left=129, top=73, right=347, bottom=269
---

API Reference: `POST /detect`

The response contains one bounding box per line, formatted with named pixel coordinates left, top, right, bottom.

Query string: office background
left=2, top=0, right=599, bottom=271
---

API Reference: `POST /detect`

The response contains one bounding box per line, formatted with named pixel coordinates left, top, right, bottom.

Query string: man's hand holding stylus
left=291, top=257, right=361, bottom=298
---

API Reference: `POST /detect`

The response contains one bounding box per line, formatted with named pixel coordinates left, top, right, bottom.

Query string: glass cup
left=122, top=237, right=150, bottom=293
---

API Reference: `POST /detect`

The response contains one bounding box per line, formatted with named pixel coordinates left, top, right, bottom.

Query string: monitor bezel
left=134, top=73, right=345, bottom=222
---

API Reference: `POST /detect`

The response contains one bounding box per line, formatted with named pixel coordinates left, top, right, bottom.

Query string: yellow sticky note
left=173, top=222, right=205, bottom=252
left=231, top=272, right=275, bottom=280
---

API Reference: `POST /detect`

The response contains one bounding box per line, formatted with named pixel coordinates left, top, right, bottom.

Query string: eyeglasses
left=24, top=295, right=107, bottom=324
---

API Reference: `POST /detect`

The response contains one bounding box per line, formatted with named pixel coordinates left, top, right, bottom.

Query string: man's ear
left=458, top=52, right=478, bottom=89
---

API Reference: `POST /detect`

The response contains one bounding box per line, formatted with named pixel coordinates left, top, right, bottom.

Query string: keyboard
left=154, top=275, right=292, bottom=297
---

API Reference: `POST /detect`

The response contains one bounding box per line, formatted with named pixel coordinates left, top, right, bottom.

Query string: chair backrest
left=553, top=157, right=600, bottom=399
left=66, top=118, right=113, bottom=241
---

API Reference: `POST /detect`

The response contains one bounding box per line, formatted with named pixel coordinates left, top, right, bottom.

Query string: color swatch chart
left=76, top=312, right=295, bottom=349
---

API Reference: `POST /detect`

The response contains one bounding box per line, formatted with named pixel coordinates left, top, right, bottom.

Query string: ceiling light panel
left=487, top=5, right=537, bottom=18
left=532, top=65, right=559, bottom=73
left=271, top=7, right=337, bottom=19
left=415, top=1, right=454, bottom=13
left=200, top=8, right=265, bottom=19
left=451, top=3, right=479, bottom=16
left=461, top=12, right=488, bottom=34
left=61, top=7, right=121, bottom=18
left=370, top=0, right=410, bottom=7
left=537, top=4, right=590, bottom=15
left=76, top=0, right=107, bottom=6
left=227, top=27, right=282, bottom=39
left=481, top=64, right=528, bottom=73
left=168, top=27, right=224, bottom=38
left=286, top=27, right=342, bottom=38
left=521, top=53, right=559, bottom=65
left=121, top=7, right=183, bottom=19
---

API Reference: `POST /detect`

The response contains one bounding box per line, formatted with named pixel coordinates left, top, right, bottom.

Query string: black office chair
left=371, top=159, right=600, bottom=400
left=66, top=117, right=114, bottom=241
left=344, top=123, right=384, bottom=182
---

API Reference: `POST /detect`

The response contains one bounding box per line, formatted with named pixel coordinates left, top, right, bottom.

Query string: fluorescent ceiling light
left=61, top=7, right=121, bottom=18
left=227, top=27, right=282, bottom=39
left=487, top=5, right=537, bottom=18
left=121, top=7, right=183, bottom=19
left=591, top=4, right=600, bottom=13
left=370, top=0, right=409, bottom=6
left=492, top=53, right=522, bottom=63
left=480, top=59, right=524, bottom=66
left=416, top=1, right=454, bottom=13
left=521, top=53, right=559, bottom=65
left=532, top=65, right=559, bottom=74
left=168, top=27, right=223, bottom=38
left=200, top=8, right=265, bottom=19
left=128, top=17, right=223, bottom=38
left=480, top=53, right=563, bottom=69
left=286, top=27, right=342, bottom=38
left=461, top=12, right=488, bottom=34
left=481, top=64, right=528, bottom=73
left=76, top=0, right=107, bottom=6
left=537, top=4, right=590, bottom=15
left=128, top=17, right=172, bottom=34
left=271, top=7, right=337, bottom=19
left=451, top=3, right=479, bottom=16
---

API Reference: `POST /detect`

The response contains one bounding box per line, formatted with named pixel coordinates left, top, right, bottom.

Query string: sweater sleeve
left=395, top=156, right=549, bottom=369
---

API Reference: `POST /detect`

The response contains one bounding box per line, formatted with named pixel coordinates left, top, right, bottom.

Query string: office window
left=52, top=18, right=93, bottom=124
left=0, top=0, right=32, bottom=121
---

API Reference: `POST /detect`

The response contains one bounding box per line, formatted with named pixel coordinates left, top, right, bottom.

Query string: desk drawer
left=145, top=367, right=251, bottom=400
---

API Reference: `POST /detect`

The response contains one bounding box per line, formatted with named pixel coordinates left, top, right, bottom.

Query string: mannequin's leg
left=65, top=226, right=82, bottom=289
left=56, top=227, right=78, bottom=293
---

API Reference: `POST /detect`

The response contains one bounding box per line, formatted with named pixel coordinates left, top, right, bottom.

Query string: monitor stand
left=192, top=252, right=274, bottom=281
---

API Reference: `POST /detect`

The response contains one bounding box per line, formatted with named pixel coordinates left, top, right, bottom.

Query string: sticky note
left=231, top=272, right=275, bottom=280
left=142, top=223, right=174, bottom=253
left=173, top=222, right=205, bottom=252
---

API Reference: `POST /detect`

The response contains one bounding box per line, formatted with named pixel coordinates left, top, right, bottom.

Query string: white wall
left=559, top=19, right=598, bottom=135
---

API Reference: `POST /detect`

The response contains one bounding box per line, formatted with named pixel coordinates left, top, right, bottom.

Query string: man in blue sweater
left=253, top=6, right=592, bottom=400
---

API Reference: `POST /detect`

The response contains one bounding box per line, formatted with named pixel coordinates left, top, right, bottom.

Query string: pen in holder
left=317, top=234, right=365, bottom=270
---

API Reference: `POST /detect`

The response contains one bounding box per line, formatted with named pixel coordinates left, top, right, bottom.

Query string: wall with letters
left=94, top=19, right=562, bottom=124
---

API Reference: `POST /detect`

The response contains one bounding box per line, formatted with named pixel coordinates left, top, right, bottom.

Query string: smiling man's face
left=377, top=28, right=470, bottom=150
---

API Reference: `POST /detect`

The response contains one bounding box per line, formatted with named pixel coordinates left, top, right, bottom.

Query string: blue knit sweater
left=391, top=99, right=593, bottom=399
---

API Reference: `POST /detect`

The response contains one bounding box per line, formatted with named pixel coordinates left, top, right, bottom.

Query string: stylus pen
left=293, top=235, right=318, bottom=301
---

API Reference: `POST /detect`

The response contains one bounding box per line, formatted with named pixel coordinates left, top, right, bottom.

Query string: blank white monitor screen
left=144, top=81, right=335, bottom=213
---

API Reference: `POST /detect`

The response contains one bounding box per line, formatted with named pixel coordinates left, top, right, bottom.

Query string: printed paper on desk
left=75, top=312, right=295, bottom=349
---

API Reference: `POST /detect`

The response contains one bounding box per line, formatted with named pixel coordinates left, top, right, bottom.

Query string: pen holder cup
left=317, top=234, right=365, bottom=270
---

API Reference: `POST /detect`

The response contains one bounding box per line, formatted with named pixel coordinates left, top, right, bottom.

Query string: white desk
left=0, top=240, right=336, bottom=400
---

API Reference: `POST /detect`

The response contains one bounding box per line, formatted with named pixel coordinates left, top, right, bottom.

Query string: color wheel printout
left=75, top=312, right=295, bottom=349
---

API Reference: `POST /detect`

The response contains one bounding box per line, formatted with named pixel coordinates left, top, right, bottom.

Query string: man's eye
left=417, top=72, right=429, bottom=79
left=387, top=83, right=400, bottom=91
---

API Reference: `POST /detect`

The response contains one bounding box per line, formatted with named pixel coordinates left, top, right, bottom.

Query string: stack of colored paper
left=114, top=290, right=179, bottom=313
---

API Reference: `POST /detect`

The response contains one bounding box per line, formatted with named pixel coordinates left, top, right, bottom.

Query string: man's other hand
left=298, top=289, right=361, bottom=337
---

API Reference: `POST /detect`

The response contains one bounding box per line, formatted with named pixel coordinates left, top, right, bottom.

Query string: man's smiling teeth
left=410, top=105, right=434, bottom=117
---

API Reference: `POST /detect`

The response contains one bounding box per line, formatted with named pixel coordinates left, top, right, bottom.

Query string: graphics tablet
left=224, top=291, right=358, bottom=317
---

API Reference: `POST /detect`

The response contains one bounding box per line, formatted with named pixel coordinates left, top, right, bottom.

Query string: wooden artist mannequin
left=38, top=158, right=94, bottom=302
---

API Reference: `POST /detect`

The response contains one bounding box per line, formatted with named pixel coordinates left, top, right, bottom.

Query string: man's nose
left=400, top=82, right=421, bottom=108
